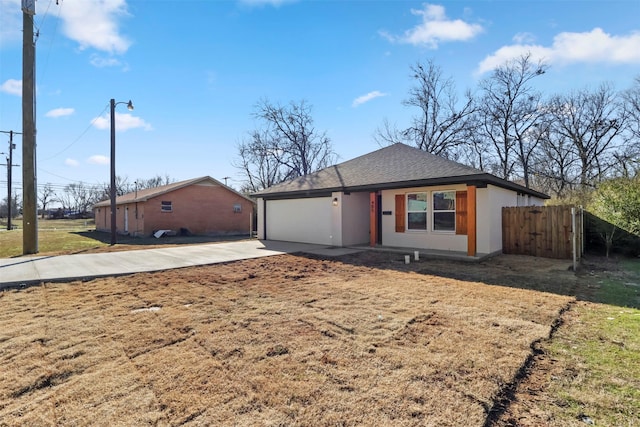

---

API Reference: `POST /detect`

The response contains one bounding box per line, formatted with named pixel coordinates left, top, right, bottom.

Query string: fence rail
left=502, top=205, right=583, bottom=260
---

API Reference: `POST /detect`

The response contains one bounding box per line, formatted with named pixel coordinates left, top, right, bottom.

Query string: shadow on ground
left=304, top=250, right=640, bottom=309
left=72, top=230, right=251, bottom=251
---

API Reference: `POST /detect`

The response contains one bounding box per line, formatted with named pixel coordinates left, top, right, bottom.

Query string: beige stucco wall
left=381, top=185, right=468, bottom=252
left=256, top=197, right=265, bottom=240
left=476, top=184, right=544, bottom=254
left=475, top=185, right=515, bottom=254
left=340, top=191, right=370, bottom=246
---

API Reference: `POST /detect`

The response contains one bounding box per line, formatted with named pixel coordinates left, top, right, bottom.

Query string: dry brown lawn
left=0, top=252, right=574, bottom=426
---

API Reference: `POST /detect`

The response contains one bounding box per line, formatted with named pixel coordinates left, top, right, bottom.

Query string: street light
left=110, top=98, right=134, bottom=245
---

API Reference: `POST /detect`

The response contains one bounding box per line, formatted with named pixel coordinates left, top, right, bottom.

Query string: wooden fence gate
left=502, top=205, right=583, bottom=260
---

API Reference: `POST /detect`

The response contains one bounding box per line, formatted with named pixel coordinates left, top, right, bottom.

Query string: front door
left=377, top=194, right=382, bottom=245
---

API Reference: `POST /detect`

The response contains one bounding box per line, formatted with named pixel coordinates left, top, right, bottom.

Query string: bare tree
left=532, top=128, right=580, bottom=198
left=611, top=146, right=640, bottom=178
left=38, top=183, right=56, bottom=218
left=0, top=195, right=20, bottom=218
left=236, top=130, right=285, bottom=192
left=62, top=183, right=101, bottom=216
left=94, top=175, right=132, bottom=203
left=235, top=99, right=336, bottom=192
left=547, top=83, right=625, bottom=188
left=93, top=175, right=177, bottom=205
left=478, top=53, right=548, bottom=183
left=511, top=94, right=549, bottom=188
left=622, top=75, right=640, bottom=142
left=376, top=60, right=476, bottom=159
left=135, top=174, right=175, bottom=190
left=616, top=75, right=640, bottom=177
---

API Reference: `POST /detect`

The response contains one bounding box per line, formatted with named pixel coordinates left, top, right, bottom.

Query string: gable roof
left=93, top=176, right=255, bottom=208
left=253, top=143, right=549, bottom=199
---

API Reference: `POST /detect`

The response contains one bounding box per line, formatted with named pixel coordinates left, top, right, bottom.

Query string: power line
left=41, top=103, right=110, bottom=161
left=1, top=130, right=21, bottom=229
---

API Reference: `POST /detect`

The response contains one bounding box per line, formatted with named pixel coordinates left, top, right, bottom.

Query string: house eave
left=255, top=174, right=550, bottom=200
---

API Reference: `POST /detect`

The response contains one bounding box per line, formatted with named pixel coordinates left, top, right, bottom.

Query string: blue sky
left=1, top=0, right=639, bottom=196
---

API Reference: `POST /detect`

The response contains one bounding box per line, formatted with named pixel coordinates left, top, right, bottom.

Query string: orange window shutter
left=395, top=194, right=405, bottom=232
left=456, top=191, right=468, bottom=235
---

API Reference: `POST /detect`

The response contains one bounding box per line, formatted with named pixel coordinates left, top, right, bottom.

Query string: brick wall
left=94, top=182, right=255, bottom=237
left=141, top=182, right=254, bottom=236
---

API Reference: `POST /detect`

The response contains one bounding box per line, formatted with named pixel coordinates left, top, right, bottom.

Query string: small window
left=233, top=203, right=242, bottom=213
left=407, top=193, right=427, bottom=230
left=433, top=191, right=455, bottom=231
left=161, top=201, right=172, bottom=212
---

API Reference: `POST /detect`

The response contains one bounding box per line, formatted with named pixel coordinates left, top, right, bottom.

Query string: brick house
left=93, top=176, right=255, bottom=237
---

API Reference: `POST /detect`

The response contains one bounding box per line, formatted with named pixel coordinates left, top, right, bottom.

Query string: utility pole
left=0, top=130, right=21, bottom=230
left=22, top=0, right=38, bottom=254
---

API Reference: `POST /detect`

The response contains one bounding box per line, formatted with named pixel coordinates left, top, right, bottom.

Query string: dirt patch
left=0, top=252, right=575, bottom=426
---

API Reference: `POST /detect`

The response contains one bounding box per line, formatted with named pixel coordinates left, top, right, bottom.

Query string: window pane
left=433, top=192, right=455, bottom=210
left=408, top=212, right=427, bottom=230
left=161, top=201, right=172, bottom=212
left=407, top=193, right=427, bottom=211
left=433, top=212, right=455, bottom=231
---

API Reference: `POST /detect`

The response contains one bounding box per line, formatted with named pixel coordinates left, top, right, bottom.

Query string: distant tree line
left=375, top=54, right=640, bottom=200
left=1, top=174, right=178, bottom=220
left=236, top=53, right=640, bottom=202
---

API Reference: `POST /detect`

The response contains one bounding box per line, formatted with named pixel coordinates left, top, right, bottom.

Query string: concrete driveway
left=0, top=240, right=363, bottom=289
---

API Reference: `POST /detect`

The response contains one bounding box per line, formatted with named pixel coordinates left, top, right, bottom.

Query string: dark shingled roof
left=253, top=143, right=549, bottom=199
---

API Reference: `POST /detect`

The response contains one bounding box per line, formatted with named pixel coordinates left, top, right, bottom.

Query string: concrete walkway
left=0, top=240, right=363, bottom=289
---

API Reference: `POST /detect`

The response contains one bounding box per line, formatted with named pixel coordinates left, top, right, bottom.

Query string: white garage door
left=266, top=197, right=332, bottom=245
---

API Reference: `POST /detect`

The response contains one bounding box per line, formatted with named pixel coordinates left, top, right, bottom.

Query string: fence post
left=572, top=207, right=577, bottom=271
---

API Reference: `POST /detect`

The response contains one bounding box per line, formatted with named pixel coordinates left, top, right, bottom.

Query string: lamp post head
left=126, top=100, right=134, bottom=111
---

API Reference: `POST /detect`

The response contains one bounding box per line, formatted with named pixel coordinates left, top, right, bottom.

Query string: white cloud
left=88, top=155, right=109, bottom=165
left=381, top=4, right=483, bottom=48
left=238, top=0, right=297, bottom=6
left=0, top=0, right=21, bottom=47
left=352, top=91, right=387, bottom=107
left=477, top=28, right=640, bottom=74
left=512, top=32, right=536, bottom=44
left=1, top=79, right=22, bottom=96
left=476, top=45, right=551, bottom=74
left=46, top=108, right=75, bottom=118
left=92, top=112, right=153, bottom=131
left=65, top=158, right=80, bottom=167
left=89, top=54, right=124, bottom=68
left=59, top=0, right=131, bottom=54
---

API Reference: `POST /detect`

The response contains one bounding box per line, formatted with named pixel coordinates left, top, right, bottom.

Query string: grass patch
left=543, top=303, right=640, bottom=426
left=0, top=219, right=106, bottom=258
left=548, top=259, right=640, bottom=425
left=494, top=257, right=640, bottom=426
left=579, top=255, right=640, bottom=308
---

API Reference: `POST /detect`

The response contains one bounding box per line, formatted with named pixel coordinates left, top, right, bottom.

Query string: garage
left=264, top=197, right=333, bottom=245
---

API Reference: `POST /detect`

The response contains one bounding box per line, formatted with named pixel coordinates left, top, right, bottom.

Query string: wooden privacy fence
left=502, top=205, right=583, bottom=261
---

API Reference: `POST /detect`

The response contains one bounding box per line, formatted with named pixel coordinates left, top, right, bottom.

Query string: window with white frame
left=407, top=192, right=427, bottom=230
left=432, top=191, right=455, bottom=231
left=161, top=201, right=172, bottom=212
